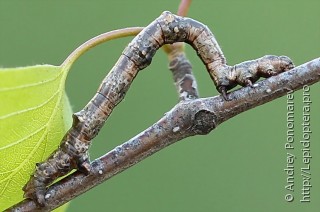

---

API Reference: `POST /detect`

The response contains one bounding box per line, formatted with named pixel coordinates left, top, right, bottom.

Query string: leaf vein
left=0, top=70, right=62, bottom=92
left=0, top=89, right=60, bottom=120
left=0, top=128, right=47, bottom=196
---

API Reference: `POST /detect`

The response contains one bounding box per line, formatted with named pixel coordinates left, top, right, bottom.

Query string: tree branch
left=7, top=58, right=320, bottom=211
left=23, top=11, right=234, bottom=205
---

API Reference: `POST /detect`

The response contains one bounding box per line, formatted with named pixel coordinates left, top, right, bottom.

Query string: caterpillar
left=23, top=11, right=294, bottom=206
left=215, top=55, right=294, bottom=100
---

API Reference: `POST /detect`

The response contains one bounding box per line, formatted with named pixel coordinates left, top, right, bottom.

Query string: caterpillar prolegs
left=23, top=11, right=294, bottom=206
left=215, top=55, right=294, bottom=100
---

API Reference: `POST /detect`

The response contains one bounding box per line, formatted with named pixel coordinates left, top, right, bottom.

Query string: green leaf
left=0, top=65, right=72, bottom=210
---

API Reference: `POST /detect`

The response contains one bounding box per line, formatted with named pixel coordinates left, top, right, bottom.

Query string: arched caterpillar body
left=23, top=11, right=294, bottom=205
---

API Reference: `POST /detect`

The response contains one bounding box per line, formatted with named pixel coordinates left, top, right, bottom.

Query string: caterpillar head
left=279, top=56, right=295, bottom=71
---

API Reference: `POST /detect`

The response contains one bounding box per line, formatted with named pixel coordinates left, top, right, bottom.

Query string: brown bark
left=7, top=57, right=320, bottom=211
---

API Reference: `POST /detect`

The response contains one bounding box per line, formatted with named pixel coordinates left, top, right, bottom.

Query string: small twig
left=168, top=50, right=199, bottom=101
left=177, top=0, right=192, bottom=17
left=164, top=0, right=199, bottom=101
left=7, top=58, right=320, bottom=211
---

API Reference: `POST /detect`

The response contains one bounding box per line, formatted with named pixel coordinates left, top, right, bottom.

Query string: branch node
left=191, top=110, right=216, bottom=135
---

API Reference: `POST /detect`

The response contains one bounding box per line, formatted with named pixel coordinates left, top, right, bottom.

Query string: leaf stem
left=61, top=27, right=143, bottom=70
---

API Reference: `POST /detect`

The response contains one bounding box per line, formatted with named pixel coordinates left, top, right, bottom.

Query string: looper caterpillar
left=23, top=11, right=294, bottom=205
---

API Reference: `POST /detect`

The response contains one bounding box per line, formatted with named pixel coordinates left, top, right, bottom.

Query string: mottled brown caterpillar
left=23, top=11, right=294, bottom=206
left=215, top=55, right=294, bottom=100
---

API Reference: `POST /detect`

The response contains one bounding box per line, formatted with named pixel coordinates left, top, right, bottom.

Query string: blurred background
left=0, top=0, right=319, bottom=211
